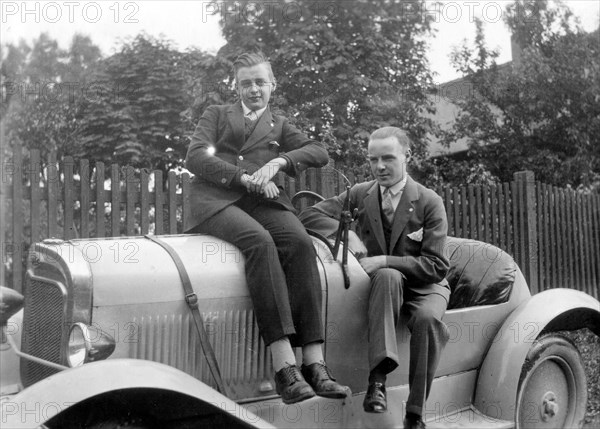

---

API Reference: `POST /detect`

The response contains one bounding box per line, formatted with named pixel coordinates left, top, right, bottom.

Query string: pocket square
left=268, top=140, right=280, bottom=147
left=407, top=228, right=423, bottom=242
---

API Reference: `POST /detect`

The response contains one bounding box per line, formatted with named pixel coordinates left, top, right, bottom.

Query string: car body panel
left=1, top=359, right=275, bottom=429
left=318, top=238, right=530, bottom=391
left=475, top=288, right=600, bottom=421
left=18, top=236, right=330, bottom=400
left=240, top=370, right=479, bottom=428
left=1, top=310, right=23, bottom=395
left=2, top=234, right=599, bottom=428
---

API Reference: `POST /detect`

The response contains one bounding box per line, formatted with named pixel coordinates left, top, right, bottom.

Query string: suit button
left=238, top=155, right=244, bottom=160
left=221, top=178, right=227, bottom=184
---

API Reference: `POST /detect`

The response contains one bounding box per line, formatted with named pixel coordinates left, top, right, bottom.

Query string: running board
left=426, top=406, right=514, bottom=429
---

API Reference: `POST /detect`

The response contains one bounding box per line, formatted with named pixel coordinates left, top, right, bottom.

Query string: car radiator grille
left=21, top=279, right=66, bottom=387
left=130, top=309, right=273, bottom=399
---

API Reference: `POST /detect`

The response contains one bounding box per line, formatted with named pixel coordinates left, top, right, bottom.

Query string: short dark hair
left=369, top=127, right=411, bottom=152
left=232, top=52, right=275, bottom=82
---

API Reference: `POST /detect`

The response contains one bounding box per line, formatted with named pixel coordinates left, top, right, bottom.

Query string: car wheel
left=516, top=333, right=587, bottom=429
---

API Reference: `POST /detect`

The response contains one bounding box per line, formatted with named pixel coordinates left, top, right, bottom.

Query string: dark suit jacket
left=299, top=177, right=450, bottom=299
left=185, top=102, right=328, bottom=228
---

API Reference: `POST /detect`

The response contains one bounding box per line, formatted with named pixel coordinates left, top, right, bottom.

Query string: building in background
left=426, top=36, right=523, bottom=159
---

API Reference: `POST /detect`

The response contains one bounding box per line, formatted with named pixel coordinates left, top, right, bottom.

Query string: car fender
left=1, top=310, right=23, bottom=395
left=1, top=358, right=275, bottom=429
left=474, top=288, right=600, bottom=421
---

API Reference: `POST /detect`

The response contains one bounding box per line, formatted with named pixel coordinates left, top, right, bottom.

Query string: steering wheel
left=291, top=190, right=325, bottom=212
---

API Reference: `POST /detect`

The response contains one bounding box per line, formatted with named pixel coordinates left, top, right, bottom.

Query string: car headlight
left=67, top=323, right=116, bottom=367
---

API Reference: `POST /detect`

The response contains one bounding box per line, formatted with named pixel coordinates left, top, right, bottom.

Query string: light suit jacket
left=185, top=102, right=328, bottom=228
left=299, top=177, right=450, bottom=299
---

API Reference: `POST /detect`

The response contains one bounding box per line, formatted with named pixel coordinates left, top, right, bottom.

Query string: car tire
left=60, top=415, right=155, bottom=429
left=516, top=333, right=587, bottom=429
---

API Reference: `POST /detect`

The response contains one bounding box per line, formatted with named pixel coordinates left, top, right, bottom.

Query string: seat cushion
left=444, top=237, right=517, bottom=310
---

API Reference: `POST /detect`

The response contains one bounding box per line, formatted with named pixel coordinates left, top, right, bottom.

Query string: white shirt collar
left=241, top=102, right=267, bottom=119
left=380, top=175, right=408, bottom=197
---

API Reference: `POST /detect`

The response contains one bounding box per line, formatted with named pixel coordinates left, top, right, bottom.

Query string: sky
left=1, top=0, right=599, bottom=83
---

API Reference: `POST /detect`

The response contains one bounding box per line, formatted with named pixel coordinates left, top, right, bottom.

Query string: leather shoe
left=403, top=413, right=426, bottom=429
left=363, top=382, right=386, bottom=413
left=274, top=365, right=315, bottom=404
left=301, top=362, right=348, bottom=399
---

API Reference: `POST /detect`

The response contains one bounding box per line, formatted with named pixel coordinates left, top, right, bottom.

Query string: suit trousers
left=191, top=195, right=323, bottom=347
left=368, top=268, right=449, bottom=416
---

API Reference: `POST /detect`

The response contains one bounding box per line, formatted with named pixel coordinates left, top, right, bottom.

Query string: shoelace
left=370, top=384, right=386, bottom=400
left=307, top=363, right=335, bottom=381
left=280, top=366, right=302, bottom=385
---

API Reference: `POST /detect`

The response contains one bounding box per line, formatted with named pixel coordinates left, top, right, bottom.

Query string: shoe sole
left=363, top=405, right=387, bottom=413
left=281, top=390, right=316, bottom=404
left=315, top=391, right=348, bottom=399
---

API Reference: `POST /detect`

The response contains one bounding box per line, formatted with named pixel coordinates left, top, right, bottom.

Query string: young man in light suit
left=185, top=52, right=347, bottom=404
left=300, top=127, right=450, bottom=429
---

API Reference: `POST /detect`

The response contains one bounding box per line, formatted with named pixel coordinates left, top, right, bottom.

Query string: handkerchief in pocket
left=407, top=228, right=424, bottom=242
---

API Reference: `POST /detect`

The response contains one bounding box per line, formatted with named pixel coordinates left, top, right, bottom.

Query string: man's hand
left=262, top=181, right=280, bottom=199
left=247, top=158, right=287, bottom=194
left=241, top=174, right=280, bottom=199
left=358, top=256, right=387, bottom=275
left=347, top=230, right=368, bottom=259
left=240, top=173, right=253, bottom=192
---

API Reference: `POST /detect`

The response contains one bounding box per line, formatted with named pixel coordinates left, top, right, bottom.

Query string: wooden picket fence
left=2, top=147, right=599, bottom=299
left=438, top=171, right=600, bottom=299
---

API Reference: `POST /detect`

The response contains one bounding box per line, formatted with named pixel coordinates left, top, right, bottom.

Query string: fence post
left=514, top=171, right=539, bottom=293
left=11, top=143, right=23, bottom=293
left=0, top=144, right=8, bottom=287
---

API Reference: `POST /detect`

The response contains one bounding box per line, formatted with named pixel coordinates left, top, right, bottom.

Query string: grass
left=562, top=328, right=600, bottom=428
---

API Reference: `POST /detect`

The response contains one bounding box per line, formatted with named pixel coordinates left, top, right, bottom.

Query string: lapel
left=241, top=106, right=275, bottom=152
left=227, top=102, right=245, bottom=148
left=389, top=176, right=419, bottom=253
left=363, top=182, right=387, bottom=254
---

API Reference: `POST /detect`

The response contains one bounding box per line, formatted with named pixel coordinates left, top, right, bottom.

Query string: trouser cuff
left=406, top=404, right=423, bottom=417
left=369, top=351, right=399, bottom=373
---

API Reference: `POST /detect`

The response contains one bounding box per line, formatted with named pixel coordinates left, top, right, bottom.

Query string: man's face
left=367, top=136, right=410, bottom=187
left=236, top=63, right=274, bottom=111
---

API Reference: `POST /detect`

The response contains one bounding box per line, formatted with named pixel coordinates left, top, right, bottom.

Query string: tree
left=2, top=33, right=215, bottom=174
left=202, top=0, right=440, bottom=176
left=441, top=0, right=600, bottom=190
left=76, top=34, right=211, bottom=172
left=1, top=34, right=102, bottom=160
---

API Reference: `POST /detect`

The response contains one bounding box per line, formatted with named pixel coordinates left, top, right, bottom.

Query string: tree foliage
left=441, top=0, right=600, bottom=190
left=1, top=33, right=213, bottom=174
left=1, top=33, right=101, bottom=160
left=76, top=34, right=211, bottom=172
left=202, top=0, right=440, bottom=175
left=3, top=2, right=441, bottom=179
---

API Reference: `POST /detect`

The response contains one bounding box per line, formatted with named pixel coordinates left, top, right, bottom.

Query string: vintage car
left=1, top=206, right=599, bottom=428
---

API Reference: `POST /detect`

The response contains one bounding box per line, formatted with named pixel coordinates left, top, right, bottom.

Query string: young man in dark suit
left=300, top=127, right=450, bottom=429
left=184, top=52, right=346, bottom=404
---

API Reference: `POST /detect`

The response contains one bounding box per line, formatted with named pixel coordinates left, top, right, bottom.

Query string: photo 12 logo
left=2, top=80, right=139, bottom=105
left=1, top=1, right=140, bottom=24
left=399, top=1, right=540, bottom=25
left=200, top=1, right=339, bottom=24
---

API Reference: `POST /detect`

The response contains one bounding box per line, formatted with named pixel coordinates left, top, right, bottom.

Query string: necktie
left=244, top=111, right=259, bottom=139
left=382, top=188, right=395, bottom=224
left=247, top=110, right=258, bottom=122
